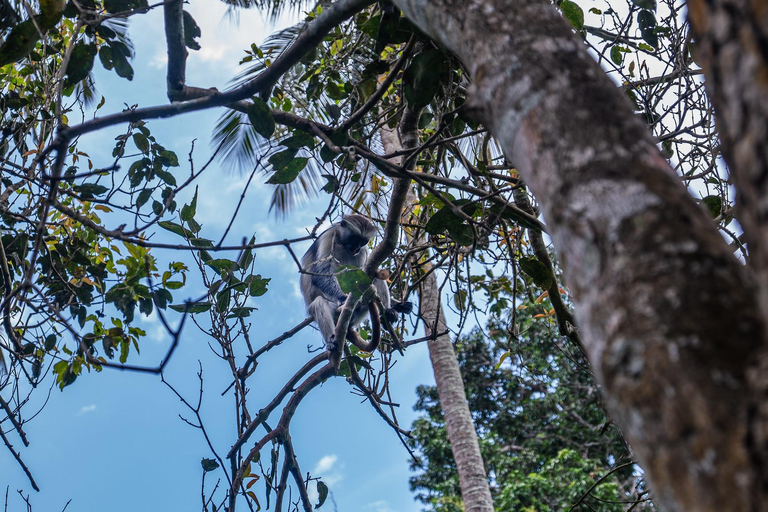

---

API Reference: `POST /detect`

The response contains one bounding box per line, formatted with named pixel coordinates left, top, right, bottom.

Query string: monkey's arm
left=310, top=261, right=348, bottom=304
left=372, top=276, right=413, bottom=323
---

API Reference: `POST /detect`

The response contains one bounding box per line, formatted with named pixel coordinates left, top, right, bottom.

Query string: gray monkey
left=300, top=214, right=412, bottom=351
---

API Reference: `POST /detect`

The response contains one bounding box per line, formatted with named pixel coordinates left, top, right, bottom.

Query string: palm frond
left=229, top=22, right=304, bottom=88
left=0, top=0, right=21, bottom=33
left=212, top=109, right=272, bottom=172
left=219, top=0, right=317, bottom=21
left=269, top=170, right=322, bottom=218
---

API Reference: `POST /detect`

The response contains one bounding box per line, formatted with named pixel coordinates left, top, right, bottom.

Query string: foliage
left=409, top=303, right=651, bottom=511
left=0, top=0, right=195, bottom=393
left=0, top=0, right=725, bottom=508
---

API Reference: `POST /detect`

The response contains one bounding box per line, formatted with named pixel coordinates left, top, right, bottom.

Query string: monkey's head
left=338, top=215, right=377, bottom=256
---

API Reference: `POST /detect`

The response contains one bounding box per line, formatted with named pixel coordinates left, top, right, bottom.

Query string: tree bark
left=391, top=0, right=767, bottom=510
left=418, top=271, right=494, bottom=512
left=686, top=0, right=768, bottom=502
left=687, top=0, right=768, bottom=318
left=380, top=123, right=495, bottom=512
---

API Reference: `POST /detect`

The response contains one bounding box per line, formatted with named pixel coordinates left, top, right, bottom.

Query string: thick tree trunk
left=687, top=0, right=768, bottom=501
left=392, top=0, right=767, bottom=510
left=380, top=126, right=494, bottom=512
left=687, top=0, right=768, bottom=318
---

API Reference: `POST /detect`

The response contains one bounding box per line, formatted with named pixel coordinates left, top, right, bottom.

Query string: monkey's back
left=300, top=227, right=368, bottom=309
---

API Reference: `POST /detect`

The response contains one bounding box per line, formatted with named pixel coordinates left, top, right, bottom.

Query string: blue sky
left=1, top=3, right=438, bottom=511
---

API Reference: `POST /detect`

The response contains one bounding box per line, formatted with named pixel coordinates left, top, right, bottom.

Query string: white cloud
left=77, top=404, right=97, bottom=416
left=363, top=500, right=394, bottom=512
left=149, top=51, right=168, bottom=70
left=291, top=280, right=303, bottom=300
left=313, top=454, right=338, bottom=474
left=310, top=454, right=344, bottom=488
left=139, top=310, right=172, bottom=344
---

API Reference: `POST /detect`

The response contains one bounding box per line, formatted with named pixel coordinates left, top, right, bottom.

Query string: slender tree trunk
left=418, top=271, right=494, bottom=512
left=380, top=121, right=495, bottom=512
left=391, top=0, right=768, bottom=510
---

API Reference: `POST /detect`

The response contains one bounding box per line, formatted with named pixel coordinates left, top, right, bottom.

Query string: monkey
left=300, top=214, right=412, bottom=352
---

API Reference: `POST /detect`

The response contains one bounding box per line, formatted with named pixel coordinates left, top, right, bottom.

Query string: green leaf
left=247, top=97, right=275, bottom=139
left=631, top=0, right=656, bottom=10
left=325, top=103, right=342, bottom=121
left=73, top=183, right=109, bottom=198
left=279, top=132, right=315, bottom=149
left=98, top=45, right=114, bottom=70
left=495, top=350, right=511, bottom=369
left=248, top=275, right=270, bottom=297
left=424, top=201, right=478, bottom=245
left=182, top=10, right=201, bottom=50
left=0, top=21, right=41, bottom=67
left=267, top=157, right=308, bottom=184
left=637, top=10, right=656, bottom=29
left=190, top=238, right=214, bottom=248
left=227, top=307, right=255, bottom=319
left=337, top=266, right=372, bottom=300
left=157, top=150, right=179, bottom=167
left=637, top=10, right=659, bottom=48
left=319, top=131, right=349, bottom=163
left=316, top=481, right=329, bottom=508
left=321, top=174, right=339, bottom=194
left=205, top=259, right=239, bottom=275
left=519, top=257, right=554, bottom=289
left=453, top=289, right=467, bottom=311
left=156, top=169, right=177, bottom=186
left=136, top=188, right=152, bottom=208
left=153, top=289, right=172, bottom=310
left=238, top=237, right=255, bottom=268
left=201, top=458, right=219, bottom=472
left=702, top=195, right=722, bottom=218
left=641, top=28, right=659, bottom=49
left=110, top=42, right=134, bottom=80
left=169, top=302, right=212, bottom=314
left=268, top=149, right=298, bottom=171
left=560, top=1, right=584, bottom=30
left=403, top=50, right=449, bottom=108
left=181, top=186, right=198, bottom=222
left=103, top=0, right=149, bottom=14
left=133, top=133, right=150, bottom=153
left=610, top=46, right=624, bottom=66
left=65, top=42, right=97, bottom=87
left=348, top=355, right=373, bottom=371
left=359, top=14, right=381, bottom=39
left=158, top=221, right=194, bottom=238
left=216, top=289, right=231, bottom=312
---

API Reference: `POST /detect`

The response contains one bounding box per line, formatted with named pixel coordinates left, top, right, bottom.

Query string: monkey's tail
left=345, top=301, right=381, bottom=353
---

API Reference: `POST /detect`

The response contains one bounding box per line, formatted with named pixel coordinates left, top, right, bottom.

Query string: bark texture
left=380, top=125, right=494, bottom=512
left=419, top=271, right=494, bottom=512
left=391, top=0, right=767, bottom=510
left=687, top=0, right=768, bottom=502
left=687, top=0, right=768, bottom=318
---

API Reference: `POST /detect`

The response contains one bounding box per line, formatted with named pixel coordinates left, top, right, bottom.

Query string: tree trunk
left=380, top=124, right=495, bottom=512
left=687, top=0, right=768, bottom=501
left=687, top=0, right=768, bottom=318
left=418, top=271, right=494, bottom=512
left=391, top=0, right=767, bottom=510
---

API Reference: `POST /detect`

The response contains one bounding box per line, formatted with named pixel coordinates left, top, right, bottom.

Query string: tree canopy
left=1, top=0, right=765, bottom=510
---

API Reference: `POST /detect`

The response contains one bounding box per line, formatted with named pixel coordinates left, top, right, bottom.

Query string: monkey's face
left=338, top=216, right=375, bottom=256
left=341, top=232, right=370, bottom=256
